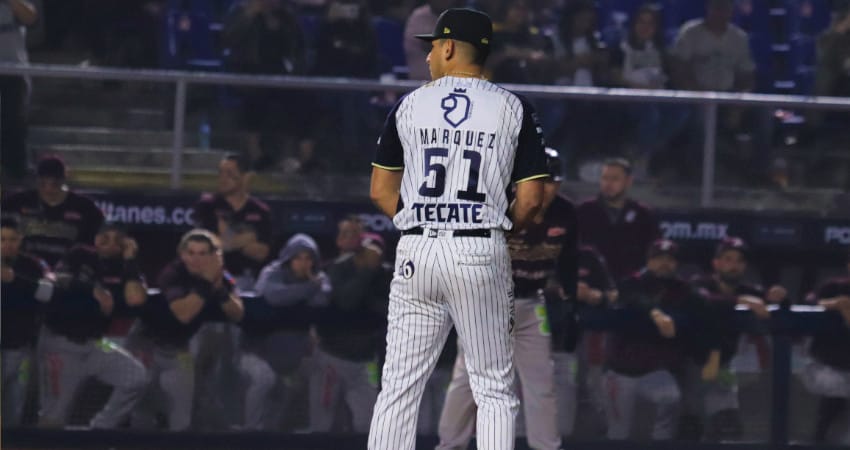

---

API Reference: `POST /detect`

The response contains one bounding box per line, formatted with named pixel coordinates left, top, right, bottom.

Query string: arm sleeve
left=670, top=26, right=693, bottom=61
left=511, top=95, right=549, bottom=183
left=373, top=97, right=405, bottom=171
left=254, top=264, right=321, bottom=307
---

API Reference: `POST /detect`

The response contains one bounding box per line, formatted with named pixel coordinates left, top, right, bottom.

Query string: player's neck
left=444, top=65, right=485, bottom=79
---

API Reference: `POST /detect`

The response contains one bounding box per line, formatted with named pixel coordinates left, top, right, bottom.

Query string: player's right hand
left=739, top=295, right=770, bottom=320
left=93, top=285, right=114, bottom=316
left=650, top=308, right=676, bottom=338
left=1, top=265, right=14, bottom=283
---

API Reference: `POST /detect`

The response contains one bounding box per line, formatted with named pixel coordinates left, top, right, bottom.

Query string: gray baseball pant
left=801, top=361, right=850, bottom=445
left=124, top=327, right=195, bottom=431
left=436, top=298, right=561, bottom=450
left=602, top=369, right=680, bottom=440
left=308, top=347, right=378, bottom=432
left=2, top=348, right=33, bottom=426
left=38, top=328, right=148, bottom=428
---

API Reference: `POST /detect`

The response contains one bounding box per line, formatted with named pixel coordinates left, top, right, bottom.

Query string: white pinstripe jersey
left=373, top=76, right=549, bottom=231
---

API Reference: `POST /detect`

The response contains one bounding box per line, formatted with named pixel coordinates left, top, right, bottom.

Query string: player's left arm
left=371, top=96, right=405, bottom=218
left=510, top=96, right=549, bottom=231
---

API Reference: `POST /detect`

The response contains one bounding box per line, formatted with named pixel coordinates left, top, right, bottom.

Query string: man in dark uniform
left=603, top=239, right=708, bottom=440
left=576, top=158, right=660, bottom=280
left=1, top=217, right=54, bottom=426
left=127, top=229, right=245, bottom=431
left=38, top=223, right=148, bottom=428
left=802, top=254, right=850, bottom=445
left=3, top=156, right=104, bottom=267
left=193, top=153, right=272, bottom=289
left=436, top=148, right=576, bottom=450
left=687, top=236, right=786, bottom=439
left=192, top=153, right=270, bottom=428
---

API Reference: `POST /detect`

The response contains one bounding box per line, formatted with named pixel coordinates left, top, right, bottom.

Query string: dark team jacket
left=193, top=193, right=273, bottom=278
left=317, top=255, right=391, bottom=361
left=1, top=253, right=50, bottom=349
left=607, top=270, right=709, bottom=376
left=45, top=245, right=145, bottom=342
left=806, top=277, right=850, bottom=370
left=508, top=195, right=578, bottom=351
left=2, top=190, right=104, bottom=268
left=579, top=245, right=617, bottom=293
left=139, top=260, right=234, bottom=350
left=576, top=196, right=660, bottom=280
left=690, top=275, right=765, bottom=364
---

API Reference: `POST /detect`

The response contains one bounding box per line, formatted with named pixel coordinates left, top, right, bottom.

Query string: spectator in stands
left=239, top=233, right=330, bottom=430
left=223, top=0, right=310, bottom=170
left=602, top=239, right=707, bottom=441
left=610, top=4, right=684, bottom=178
left=811, top=1, right=850, bottom=129
left=403, top=0, right=458, bottom=81
left=310, top=232, right=390, bottom=432
left=313, top=0, right=378, bottom=78
left=0, top=0, right=37, bottom=180
left=670, top=0, right=775, bottom=185
left=548, top=0, right=618, bottom=162
left=38, top=223, right=149, bottom=429
left=686, top=237, right=786, bottom=440
left=2, top=156, right=105, bottom=267
left=194, top=153, right=272, bottom=290
left=802, top=256, right=850, bottom=445
left=127, top=229, right=244, bottom=431
left=486, top=0, right=557, bottom=84
left=576, top=158, right=660, bottom=281
left=1, top=217, right=53, bottom=426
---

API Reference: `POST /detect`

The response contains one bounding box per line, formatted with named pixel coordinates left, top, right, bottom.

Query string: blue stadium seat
left=371, top=16, right=408, bottom=78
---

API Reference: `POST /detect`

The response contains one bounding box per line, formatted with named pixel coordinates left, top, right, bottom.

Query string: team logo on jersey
left=441, top=90, right=471, bottom=128
left=400, top=259, right=415, bottom=279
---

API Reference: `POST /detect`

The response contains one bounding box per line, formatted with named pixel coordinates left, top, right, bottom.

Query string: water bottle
left=198, top=115, right=211, bottom=151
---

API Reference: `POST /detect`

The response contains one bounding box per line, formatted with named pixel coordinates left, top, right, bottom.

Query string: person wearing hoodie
left=239, top=233, right=331, bottom=430
left=309, top=232, right=390, bottom=432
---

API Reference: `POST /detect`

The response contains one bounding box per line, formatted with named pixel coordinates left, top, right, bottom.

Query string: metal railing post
left=701, top=103, right=718, bottom=208
left=170, top=79, right=188, bottom=189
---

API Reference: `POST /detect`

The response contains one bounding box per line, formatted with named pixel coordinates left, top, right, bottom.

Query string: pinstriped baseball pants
left=368, top=232, right=519, bottom=450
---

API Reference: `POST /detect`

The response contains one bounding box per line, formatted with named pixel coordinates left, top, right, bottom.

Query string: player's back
left=387, top=76, right=536, bottom=231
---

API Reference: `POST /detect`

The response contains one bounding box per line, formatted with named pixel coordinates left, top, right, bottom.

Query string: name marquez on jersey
left=419, top=128, right=496, bottom=150
left=411, top=203, right=484, bottom=224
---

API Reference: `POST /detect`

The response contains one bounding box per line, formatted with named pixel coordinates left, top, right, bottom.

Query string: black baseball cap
left=647, top=239, right=679, bottom=260
left=415, top=8, right=493, bottom=55
left=36, top=155, right=66, bottom=180
left=715, top=236, right=749, bottom=259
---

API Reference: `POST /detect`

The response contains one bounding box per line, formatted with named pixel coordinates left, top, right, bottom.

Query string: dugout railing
left=2, top=288, right=846, bottom=449
left=3, top=63, right=850, bottom=207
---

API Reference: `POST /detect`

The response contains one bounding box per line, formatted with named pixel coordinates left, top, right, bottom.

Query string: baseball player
left=1, top=217, right=54, bottom=426
left=309, top=233, right=391, bottom=432
left=435, top=148, right=575, bottom=450
left=603, top=239, right=709, bottom=440
left=686, top=236, right=786, bottom=440
left=801, top=257, right=850, bottom=445
left=2, top=156, right=105, bottom=267
left=38, top=223, right=148, bottom=428
left=127, top=229, right=244, bottom=430
left=368, top=8, right=549, bottom=449
left=239, top=233, right=331, bottom=431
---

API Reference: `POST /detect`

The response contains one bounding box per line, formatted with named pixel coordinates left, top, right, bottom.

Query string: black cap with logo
left=415, top=8, right=493, bottom=56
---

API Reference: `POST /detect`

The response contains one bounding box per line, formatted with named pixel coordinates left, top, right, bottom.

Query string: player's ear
left=444, top=39, right=456, bottom=60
